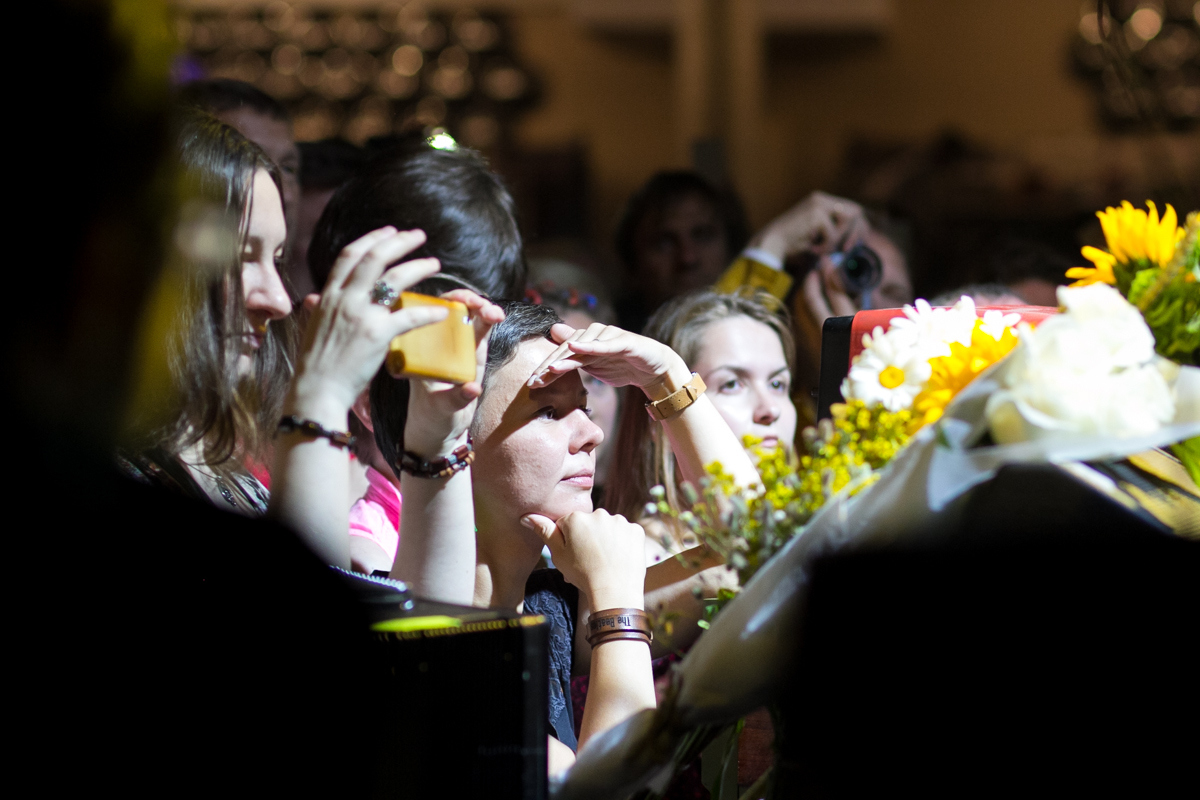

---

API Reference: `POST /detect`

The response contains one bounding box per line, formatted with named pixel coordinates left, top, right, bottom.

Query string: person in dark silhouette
left=15, top=4, right=392, bottom=795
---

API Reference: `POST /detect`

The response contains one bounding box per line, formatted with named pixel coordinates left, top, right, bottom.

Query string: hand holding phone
left=386, top=292, right=477, bottom=384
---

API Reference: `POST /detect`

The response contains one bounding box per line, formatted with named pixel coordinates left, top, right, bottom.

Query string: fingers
left=301, top=293, right=320, bottom=313
left=440, top=288, right=506, bottom=347
left=341, top=229, right=430, bottom=295
left=803, top=268, right=835, bottom=327
left=323, top=226, right=397, bottom=292
left=376, top=257, right=442, bottom=302
left=548, top=322, right=578, bottom=344
left=528, top=327, right=588, bottom=386
left=520, top=513, right=558, bottom=544
left=826, top=277, right=859, bottom=317
left=529, top=323, right=615, bottom=387
left=387, top=305, right=449, bottom=339
left=440, top=289, right=505, bottom=323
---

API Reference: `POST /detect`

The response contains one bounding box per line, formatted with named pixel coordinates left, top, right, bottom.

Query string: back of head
left=604, top=289, right=792, bottom=522
left=298, top=138, right=364, bottom=192
left=308, top=146, right=525, bottom=299
left=177, top=78, right=290, bottom=124
left=525, top=257, right=617, bottom=325
left=370, top=301, right=559, bottom=472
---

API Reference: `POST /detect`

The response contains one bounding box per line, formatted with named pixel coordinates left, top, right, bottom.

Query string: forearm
left=578, top=639, right=655, bottom=751
left=577, top=588, right=655, bottom=752
left=268, top=389, right=352, bottom=568
left=391, top=466, right=477, bottom=604
left=662, top=396, right=760, bottom=491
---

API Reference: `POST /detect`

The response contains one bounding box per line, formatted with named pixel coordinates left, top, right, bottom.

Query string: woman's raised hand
left=404, top=288, right=505, bottom=456
left=522, top=510, right=647, bottom=611
left=527, top=322, right=692, bottom=400
left=293, top=227, right=448, bottom=413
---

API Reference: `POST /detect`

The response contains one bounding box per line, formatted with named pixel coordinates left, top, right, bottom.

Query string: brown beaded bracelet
left=277, top=415, right=356, bottom=449
left=398, top=441, right=474, bottom=479
left=586, top=608, right=653, bottom=647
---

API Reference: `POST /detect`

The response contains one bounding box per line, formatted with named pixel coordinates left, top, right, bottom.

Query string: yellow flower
left=910, top=319, right=1019, bottom=432
left=1066, top=246, right=1117, bottom=287
left=1096, top=200, right=1184, bottom=267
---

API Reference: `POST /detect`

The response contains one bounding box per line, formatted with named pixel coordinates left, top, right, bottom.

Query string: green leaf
left=1169, top=437, right=1200, bottom=487
left=1127, top=267, right=1159, bottom=306
left=696, top=619, right=710, bottom=630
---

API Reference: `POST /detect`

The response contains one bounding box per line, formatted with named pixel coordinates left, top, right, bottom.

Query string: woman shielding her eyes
left=370, top=301, right=761, bottom=777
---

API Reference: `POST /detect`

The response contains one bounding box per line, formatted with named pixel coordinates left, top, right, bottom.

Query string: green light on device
left=372, top=615, right=462, bottom=632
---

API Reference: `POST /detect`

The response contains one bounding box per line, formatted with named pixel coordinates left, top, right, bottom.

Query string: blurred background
left=172, top=0, right=1200, bottom=299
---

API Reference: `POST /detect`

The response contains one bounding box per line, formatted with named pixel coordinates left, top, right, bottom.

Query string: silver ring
left=370, top=280, right=400, bottom=308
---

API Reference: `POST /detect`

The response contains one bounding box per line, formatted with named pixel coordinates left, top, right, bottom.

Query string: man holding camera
left=713, top=191, right=913, bottom=425
left=717, top=190, right=913, bottom=322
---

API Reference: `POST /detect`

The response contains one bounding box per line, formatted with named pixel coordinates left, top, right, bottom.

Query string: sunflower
left=1066, top=247, right=1117, bottom=287
left=1067, top=201, right=1186, bottom=288
left=909, top=319, right=1020, bottom=432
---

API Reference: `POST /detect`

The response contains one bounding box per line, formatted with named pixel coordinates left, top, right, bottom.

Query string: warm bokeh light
left=391, top=44, right=423, bottom=77
left=1128, top=5, right=1163, bottom=41
left=1078, top=12, right=1103, bottom=45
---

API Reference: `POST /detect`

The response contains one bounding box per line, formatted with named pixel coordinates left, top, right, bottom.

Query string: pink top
left=348, top=466, right=401, bottom=561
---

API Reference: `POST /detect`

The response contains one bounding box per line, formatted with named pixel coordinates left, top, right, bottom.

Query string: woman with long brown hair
left=605, top=289, right=798, bottom=557
left=121, top=112, right=296, bottom=513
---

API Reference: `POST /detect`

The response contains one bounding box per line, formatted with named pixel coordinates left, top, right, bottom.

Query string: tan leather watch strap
left=645, top=373, right=706, bottom=422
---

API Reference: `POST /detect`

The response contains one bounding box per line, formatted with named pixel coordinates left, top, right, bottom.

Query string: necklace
left=215, top=478, right=238, bottom=509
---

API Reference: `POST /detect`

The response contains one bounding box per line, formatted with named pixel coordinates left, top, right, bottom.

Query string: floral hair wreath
left=524, top=280, right=599, bottom=311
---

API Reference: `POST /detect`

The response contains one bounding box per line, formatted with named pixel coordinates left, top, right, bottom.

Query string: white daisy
left=979, top=308, right=1021, bottom=341
left=888, top=297, right=976, bottom=359
left=842, top=326, right=931, bottom=412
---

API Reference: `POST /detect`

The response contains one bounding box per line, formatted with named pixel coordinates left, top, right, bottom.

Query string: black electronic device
left=336, top=570, right=548, bottom=799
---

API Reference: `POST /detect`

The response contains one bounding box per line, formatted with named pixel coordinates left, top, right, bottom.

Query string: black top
left=523, top=568, right=580, bottom=752
left=15, top=462, right=387, bottom=797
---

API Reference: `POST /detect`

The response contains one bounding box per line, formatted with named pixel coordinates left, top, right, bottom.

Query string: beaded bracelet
left=586, top=608, right=653, bottom=647
left=398, top=441, right=474, bottom=479
left=277, top=415, right=356, bottom=449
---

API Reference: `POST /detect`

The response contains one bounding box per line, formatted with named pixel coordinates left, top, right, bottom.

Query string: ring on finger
left=370, top=280, right=400, bottom=308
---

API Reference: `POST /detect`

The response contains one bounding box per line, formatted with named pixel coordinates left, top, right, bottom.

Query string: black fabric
left=523, top=568, right=580, bottom=752
left=15, top=463, right=392, bottom=798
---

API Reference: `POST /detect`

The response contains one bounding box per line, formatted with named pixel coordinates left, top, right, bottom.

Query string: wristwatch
left=645, top=373, right=706, bottom=422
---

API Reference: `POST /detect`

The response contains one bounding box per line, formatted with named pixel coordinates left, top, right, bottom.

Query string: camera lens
left=837, top=244, right=882, bottom=294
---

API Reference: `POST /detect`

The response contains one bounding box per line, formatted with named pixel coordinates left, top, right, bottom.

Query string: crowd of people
left=24, top=4, right=1066, bottom=791
left=121, top=73, right=1061, bottom=778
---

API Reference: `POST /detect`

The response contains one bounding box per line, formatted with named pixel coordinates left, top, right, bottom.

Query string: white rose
left=986, top=284, right=1176, bottom=443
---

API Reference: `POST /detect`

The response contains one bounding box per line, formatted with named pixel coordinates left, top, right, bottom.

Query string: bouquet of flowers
left=557, top=204, right=1200, bottom=800
left=652, top=202, right=1200, bottom=613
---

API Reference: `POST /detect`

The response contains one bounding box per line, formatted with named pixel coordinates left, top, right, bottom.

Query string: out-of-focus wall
left=510, top=15, right=676, bottom=245
left=761, top=0, right=1100, bottom=221
left=509, top=1, right=1165, bottom=243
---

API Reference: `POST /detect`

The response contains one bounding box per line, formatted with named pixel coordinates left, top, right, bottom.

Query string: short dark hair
left=614, top=170, right=749, bottom=272
left=177, top=78, right=291, bottom=123
left=369, top=302, right=560, bottom=471
left=297, top=138, right=364, bottom=192
left=307, top=146, right=525, bottom=299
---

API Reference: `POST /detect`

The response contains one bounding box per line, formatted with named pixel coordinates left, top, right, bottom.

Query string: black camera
left=828, top=244, right=883, bottom=295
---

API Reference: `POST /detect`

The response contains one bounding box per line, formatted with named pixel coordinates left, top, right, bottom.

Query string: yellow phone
left=385, top=292, right=477, bottom=384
